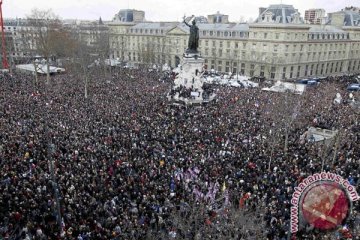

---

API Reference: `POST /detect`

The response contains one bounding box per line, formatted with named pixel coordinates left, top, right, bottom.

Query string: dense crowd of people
left=0, top=69, right=359, bottom=239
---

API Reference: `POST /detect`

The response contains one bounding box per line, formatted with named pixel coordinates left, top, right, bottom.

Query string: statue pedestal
left=168, top=54, right=216, bottom=105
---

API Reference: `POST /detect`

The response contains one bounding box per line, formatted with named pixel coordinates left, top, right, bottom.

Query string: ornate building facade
left=108, top=5, right=360, bottom=80
left=3, top=4, right=360, bottom=80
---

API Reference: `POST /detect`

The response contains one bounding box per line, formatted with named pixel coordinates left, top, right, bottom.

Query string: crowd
left=0, top=69, right=359, bottom=240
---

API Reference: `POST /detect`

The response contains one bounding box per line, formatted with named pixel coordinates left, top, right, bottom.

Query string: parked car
left=347, top=83, right=360, bottom=91
left=307, top=80, right=319, bottom=85
left=296, top=78, right=319, bottom=86
left=296, top=78, right=310, bottom=84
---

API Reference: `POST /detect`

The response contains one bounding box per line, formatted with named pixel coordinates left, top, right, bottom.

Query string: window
left=274, top=44, right=278, bottom=52
left=260, top=66, right=265, bottom=77
left=270, top=66, right=276, bottom=79
left=233, top=63, right=237, bottom=74
left=234, top=50, right=238, bottom=57
left=210, top=31, right=213, bottom=36
left=242, top=51, right=246, bottom=59
left=225, top=61, right=230, bottom=72
left=250, top=64, right=255, bottom=77
left=218, top=61, right=222, bottom=72
left=282, top=67, right=286, bottom=79
left=297, top=66, right=301, bottom=78
left=264, top=33, right=268, bottom=39
left=203, top=31, right=206, bottom=36
left=276, top=33, right=279, bottom=39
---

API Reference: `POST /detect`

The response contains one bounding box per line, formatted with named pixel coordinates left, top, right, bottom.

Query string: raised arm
left=183, top=19, right=191, bottom=27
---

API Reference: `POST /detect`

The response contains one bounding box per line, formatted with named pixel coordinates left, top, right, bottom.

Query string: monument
left=168, top=16, right=215, bottom=105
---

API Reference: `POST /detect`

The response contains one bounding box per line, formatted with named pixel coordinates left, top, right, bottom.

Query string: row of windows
left=129, top=28, right=164, bottom=35
left=309, top=33, right=350, bottom=40
left=118, top=50, right=360, bottom=78
left=200, top=30, right=248, bottom=38
left=202, top=60, right=360, bottom=78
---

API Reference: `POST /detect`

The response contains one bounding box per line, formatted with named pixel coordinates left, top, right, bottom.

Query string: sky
left=4, top=0, right=359, bottom=22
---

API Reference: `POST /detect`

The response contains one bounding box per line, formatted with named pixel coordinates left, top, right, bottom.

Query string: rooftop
left=254, top=4, right=304, bottom=24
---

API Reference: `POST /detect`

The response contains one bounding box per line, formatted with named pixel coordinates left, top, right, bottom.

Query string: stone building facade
left=108, top=4, right=360, bottom=80
left=3, top=4, right=360, bottom=80
left=3, top=18, right=39, bottom=63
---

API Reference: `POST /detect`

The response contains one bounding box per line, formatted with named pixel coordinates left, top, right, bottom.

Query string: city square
left=1, top=0, right=360, bottom=239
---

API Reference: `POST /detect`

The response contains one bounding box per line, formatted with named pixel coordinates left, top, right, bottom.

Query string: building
left=305, top=9, right=325, bottom=24
left=3, top=4, right=360, bottom=80
left=108, top=4, right=360, bottom=80
left=207, top=12, right=229, bottom=24
left=76, top=19, right=109, bottom=50
left=4, top=17, right=111, bottom=65
left=3, top=18, right=42, bottom=64
left=113, top=9, right=145, bottom=23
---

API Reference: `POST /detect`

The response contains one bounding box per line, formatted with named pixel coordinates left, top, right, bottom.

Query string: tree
left=265, top=88, right=303, bottom=170
left=69, top=29, right=93, bottom=99
left=145, top=200, right=265, bottom=239
left=138, top=40, right=156, bottom=70
left=26, top=8, right=62, bottom=84
left=89, top=22, right=110, bottom=78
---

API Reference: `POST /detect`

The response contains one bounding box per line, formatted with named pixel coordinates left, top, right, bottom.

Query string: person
left=183, top=19, right=199, bottom=53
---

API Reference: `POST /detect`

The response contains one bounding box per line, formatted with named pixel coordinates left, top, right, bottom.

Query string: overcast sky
left=4, top=0, right=359, bottom=22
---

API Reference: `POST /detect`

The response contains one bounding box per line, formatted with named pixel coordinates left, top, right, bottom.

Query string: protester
left=0, top=69, right=359, bottom=239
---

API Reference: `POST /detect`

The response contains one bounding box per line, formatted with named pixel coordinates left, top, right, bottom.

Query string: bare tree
left=138, top=41, right=156, bottom=70
left=145, top=199, right=265, bottom=240
left=266, top=88, right=303, bottom=170
left=26, top=8, right=62, bottom=84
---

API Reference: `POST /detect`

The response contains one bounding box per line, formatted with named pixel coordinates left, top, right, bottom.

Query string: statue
left=183, top=17, right=199, bottom=53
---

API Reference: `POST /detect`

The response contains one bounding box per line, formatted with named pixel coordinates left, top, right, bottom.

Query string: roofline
left=249, top=23, right=310, bottom=29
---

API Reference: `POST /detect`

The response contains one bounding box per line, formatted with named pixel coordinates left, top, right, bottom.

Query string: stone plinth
left=168, top=53, right=215, bottom=105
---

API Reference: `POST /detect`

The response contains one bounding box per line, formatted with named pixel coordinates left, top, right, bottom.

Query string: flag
left=222, top=182, right=226, bottom=192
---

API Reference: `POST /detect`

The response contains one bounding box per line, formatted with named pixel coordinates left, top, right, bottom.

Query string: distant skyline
left=4, top=0, right=359, bottom=22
